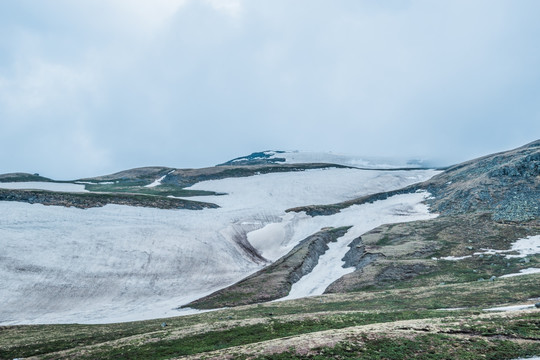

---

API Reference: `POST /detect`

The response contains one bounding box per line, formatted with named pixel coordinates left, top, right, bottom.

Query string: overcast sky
left=1, top=0, right=539, bottom=179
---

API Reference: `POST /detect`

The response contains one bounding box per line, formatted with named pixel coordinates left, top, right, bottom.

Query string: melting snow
left=483, top=304, right=536, bottom=312
left=145, top=170, right=174, bottom=188
left=0, top=168, right=439, bottom=324
left=279, top=192, right=438, bottom=301
left=500, top=268, right=540, bottom=278
left=439, top=255, right=472, bottom=261
left=435, top=235, right=540, bottom=261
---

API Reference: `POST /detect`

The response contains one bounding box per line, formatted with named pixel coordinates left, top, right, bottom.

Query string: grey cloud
left=0, top=0, right=539, bottom=178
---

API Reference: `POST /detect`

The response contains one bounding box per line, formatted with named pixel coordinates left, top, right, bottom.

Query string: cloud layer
left=1, top=0, right=539, bottom=178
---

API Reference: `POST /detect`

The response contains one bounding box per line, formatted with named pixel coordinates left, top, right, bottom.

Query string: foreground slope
left=1, top=275, right=538, bottom=359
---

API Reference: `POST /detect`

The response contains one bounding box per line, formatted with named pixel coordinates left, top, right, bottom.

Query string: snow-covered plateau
left=0, top=168, right=439, bottom=324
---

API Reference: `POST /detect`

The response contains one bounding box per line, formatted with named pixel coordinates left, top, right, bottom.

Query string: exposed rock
left=184, top=227, right=351, bottom=309
left=0, top=188, right=218, bottom=210
left=288, top=139, right=540, bottom=223
left=217, top=151, right=287, bottom=166
left=340, top=236, right=381, bottom=270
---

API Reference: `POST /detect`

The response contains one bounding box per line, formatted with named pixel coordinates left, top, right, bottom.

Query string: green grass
left=2, top=275, right=538, bottom=359
left=33, top=311, right=455, bottom=359
left=249, top=334, right=540, bottom=360
left=84, top=183, right=220, bottom=197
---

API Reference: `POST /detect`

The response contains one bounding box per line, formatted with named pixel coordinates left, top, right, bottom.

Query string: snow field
left=0, top=167, right=439, bottom=324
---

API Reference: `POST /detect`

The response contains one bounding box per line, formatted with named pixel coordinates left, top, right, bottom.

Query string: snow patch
left=500, top=268, right=540, bottom=278
left=435, top=235, right=540, bottom=261
left=145, top=170, right=174, bottom=188
left=483, top=304, right=536, bottom=312
left=439, top=255, right=472, bottom=261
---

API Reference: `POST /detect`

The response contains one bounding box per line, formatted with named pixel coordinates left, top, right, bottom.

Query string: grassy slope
left=1, top=275, right=538, bottom=359
left=326, top=213, right=539, bottom=293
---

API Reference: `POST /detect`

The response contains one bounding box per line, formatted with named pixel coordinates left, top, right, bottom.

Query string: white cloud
left=204, top=0, right=243, bottom=17
left=0, top=59, right=99, bottom=120
left=0, top=0, right=539, bottom=178
left=109, top=0, right=189, bottom=32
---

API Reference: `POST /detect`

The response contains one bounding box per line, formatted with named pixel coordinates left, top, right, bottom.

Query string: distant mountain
left=219, top=150, right=433, bottom=169
left=290, top=139, right=540, bottom=223
left=0, top=172, right=53, bottom=183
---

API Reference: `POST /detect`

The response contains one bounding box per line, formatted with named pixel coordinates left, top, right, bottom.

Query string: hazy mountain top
left=219, top=150, right=431, bottom=169
left=288, top=139, right=540, bottom=223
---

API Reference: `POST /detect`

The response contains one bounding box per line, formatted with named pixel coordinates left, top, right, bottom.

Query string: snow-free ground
left=0, top=168, right=439, bottom=324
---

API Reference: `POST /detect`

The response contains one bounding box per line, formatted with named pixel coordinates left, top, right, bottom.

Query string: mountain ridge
left=0, top=141, right=538, bottom=359
left=187, top=140, right=539, bottom=308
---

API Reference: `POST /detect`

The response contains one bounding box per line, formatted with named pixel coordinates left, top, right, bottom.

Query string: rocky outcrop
left=217, top=151, right=287, bottom=166
left=341, top=236, right=381, bottom=270
left=288, top=140, right=540, bottom=223
left=422, top=139, right=539, bottom=222
left=184, top=227, right=351, bottom=309
left=0, top=188, right=219, bottom=210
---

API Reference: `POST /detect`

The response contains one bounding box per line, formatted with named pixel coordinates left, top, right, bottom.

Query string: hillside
left=0, top=160, right=437, bottom=325
left=0, top=143, right=538, bottom=359
left=186, top=141, right=539, bottom=310
left=289, top=139, right=539, bottom=221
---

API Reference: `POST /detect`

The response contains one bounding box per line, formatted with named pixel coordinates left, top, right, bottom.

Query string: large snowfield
left=0, top=168, right=440, bottom=324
